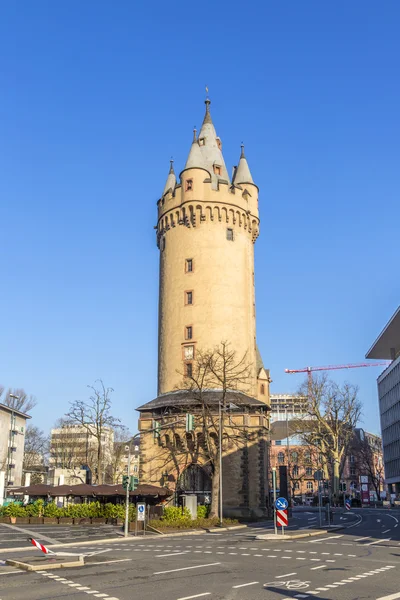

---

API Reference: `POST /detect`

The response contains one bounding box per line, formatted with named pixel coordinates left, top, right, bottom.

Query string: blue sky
left=1, top=2, right=399, bottom=436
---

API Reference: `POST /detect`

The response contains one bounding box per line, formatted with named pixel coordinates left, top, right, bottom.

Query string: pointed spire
left=233, top=143, right=254, bottom=185
left=196, top=97, right=230, bottom=185
left=184, top=129, right=207, bottom=171
left=162, top=159, right=176, bottom=196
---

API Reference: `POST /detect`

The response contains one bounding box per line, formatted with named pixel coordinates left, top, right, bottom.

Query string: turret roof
left=233, top=144, right=254, bottom=185
left=162, top=160, right=176, bottom=196
left=183, top=99, right=230, bottom=187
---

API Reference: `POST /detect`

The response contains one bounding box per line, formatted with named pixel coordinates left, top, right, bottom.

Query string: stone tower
left=137, top=99, right=270, bottom=518
left=157, top=98, right=262, bottom=398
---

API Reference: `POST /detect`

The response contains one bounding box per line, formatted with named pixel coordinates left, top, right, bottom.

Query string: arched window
left=304, top=451, right=311, bottom=464
left=277, top=452, right=285, bottom=464
left=306, top=481, right=313, bottom=491
left=291, top=451, right=298, bottom=462
left=292, top=465, right=299, bottom=476
left=294, top=481, right=300, bottom=490
left=260, top=384, right=265, bottom=395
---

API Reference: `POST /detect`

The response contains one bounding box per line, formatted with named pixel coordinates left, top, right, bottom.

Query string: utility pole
left=219, top=400, right=223, bottom=527
left=285, top=404, right=291, bottom=508
left=124, top=444, right=131, bottom=538
left=272, top=467, right=277, bottom=535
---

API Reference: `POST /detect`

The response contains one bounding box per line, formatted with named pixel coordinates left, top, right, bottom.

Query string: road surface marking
left=233, top=582, right=259, bottom=588
left=365, top=538, right=391, bottom=546
left=276, top=573, right=297, bottom=578
left=267, top=555, right=277, bottom=558
left=282, top=556, right=292, bottom=559
left=326, top=585, right=339, bottom=588
left=294, top=595, right=308, bottom=598
left=376, top=594, right=400, bottom=600
left=355, top=536, right=370, bottom=541
left=311, top=565, right=326, bottom=570
left=382, top=529, right=391, bottom=534
left=316, top=587, right=329, bottom=591
left=155, top=552, right=189, bottom=557
left=0, top=571, right=24, bottom=576
left=89, top=559, right=132, bottom=565
left=154, top=562, right=221, bottom=575
left=311, top=535, right=343, bottom=542
left=177, top=594, right=211, bottom=600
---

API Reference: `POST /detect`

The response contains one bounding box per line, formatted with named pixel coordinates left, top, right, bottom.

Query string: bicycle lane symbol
left=263, top=580, right=310, bottom=590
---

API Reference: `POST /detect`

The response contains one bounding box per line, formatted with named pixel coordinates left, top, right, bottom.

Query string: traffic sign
left=345, top=499, right=351, bottom=511
left=277, top=509, right=288, bottom=527
left=275, top=497, right=288, bottom=510
left=314, top=470, right=323, bottom=481
left=137, top=502, right=146, bottom=522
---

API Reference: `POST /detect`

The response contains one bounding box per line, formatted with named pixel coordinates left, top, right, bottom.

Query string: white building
left=49, top=425, right=114, bottom=484
left=0, top=403, right=31, bottom=503
left=366, top=306, right=400, bottom=494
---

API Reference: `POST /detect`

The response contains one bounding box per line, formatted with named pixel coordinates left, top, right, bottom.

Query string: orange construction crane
left=285, top=361, right=389, bottom=388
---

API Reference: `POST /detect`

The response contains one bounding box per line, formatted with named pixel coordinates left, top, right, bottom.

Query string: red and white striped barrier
left=276, top=509, right=288, bottom=527
left=28, top=537, right=55, bottom=555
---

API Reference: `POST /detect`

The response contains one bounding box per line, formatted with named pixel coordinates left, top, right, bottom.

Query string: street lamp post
left=219, top=400, right=223, bottom=527
left=285, top=405, right=291, bottom=507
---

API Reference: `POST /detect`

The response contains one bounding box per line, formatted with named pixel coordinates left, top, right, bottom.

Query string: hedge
left=0, top=500, right=136, bottom=520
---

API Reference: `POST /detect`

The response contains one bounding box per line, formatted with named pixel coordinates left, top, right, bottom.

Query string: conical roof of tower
left=184, top=128, right=209, bottom=172
left=186, top=99, right=230, bottom=187
left=233, top=144, right=254, bottom=185
left=162, top=160, right=176, bottom=195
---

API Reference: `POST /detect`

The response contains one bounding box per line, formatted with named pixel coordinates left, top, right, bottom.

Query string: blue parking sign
left=275, top=497, right=288, bottom=510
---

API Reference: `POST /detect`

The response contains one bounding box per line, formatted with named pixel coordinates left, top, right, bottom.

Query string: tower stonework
left=137, top=99, right=270, bottom=518
left=157, top=100, right=260, bottom=396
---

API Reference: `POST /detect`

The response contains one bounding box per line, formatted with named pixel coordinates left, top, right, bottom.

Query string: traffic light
left=185, top=413, right=195, bottom=432
left=152, top=420, right=161, bottom=439
left=130, top=476, right=139, bottom=491
left=122, top=475, right=129, bottom=490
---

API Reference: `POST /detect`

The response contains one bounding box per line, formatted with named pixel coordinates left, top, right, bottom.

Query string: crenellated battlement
left=156, top=199, right=259, bottom=248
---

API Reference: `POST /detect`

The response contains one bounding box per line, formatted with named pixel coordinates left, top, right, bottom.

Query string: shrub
left=197, top=505, right=209, bottom=519
left=25, top=499, right=44, bottom=517
left=4, top=503, right=27, bottom=517
left=163, top=506, right=191, bottom=523
left=43, top=502, right=62, bottom=518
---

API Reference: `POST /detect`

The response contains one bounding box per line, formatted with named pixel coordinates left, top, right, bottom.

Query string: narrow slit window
left=185, top=179, right=193, bottom=191
left=185, top=291, right=193, bottom=305
left=185, top=326, right=193, bottom=340
left=185, top=363, right=193, bottom=377
left=185, top=259, right=193, bottom=273
left=226, top=228, right=234, bottom=241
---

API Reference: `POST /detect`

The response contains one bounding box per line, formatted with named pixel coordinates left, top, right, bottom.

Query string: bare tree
left=108, top=426, right=132, bottom=484
left=353, top=435, right=384, bottom=501
left=49, top=418, right=91, bottom=483
left=65, top=380, right=120, bottom=484
left=153, top=342, right=255, bottom=519
left=0, top=387, right=37, bottom=414
left=23, top=425, right=48, bottom=471
left=293, top=374, right=362, bottom=498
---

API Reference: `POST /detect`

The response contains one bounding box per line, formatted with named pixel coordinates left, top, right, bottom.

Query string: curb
left=255, top=526, right=343, bottom=540
left=6, top=556, right=84, bottom=571
left=0, top=524, right=249, bottom=553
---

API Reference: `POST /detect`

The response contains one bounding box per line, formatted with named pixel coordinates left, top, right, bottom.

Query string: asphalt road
left=0, top=509, right=399, bottom=600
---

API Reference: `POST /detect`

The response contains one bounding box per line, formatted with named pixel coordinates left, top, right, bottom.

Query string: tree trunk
left=332, top=455, right=340, bottom=499
left=97, top=441, right=103, bottom=485
left=209, top=462, right=220, bottom=519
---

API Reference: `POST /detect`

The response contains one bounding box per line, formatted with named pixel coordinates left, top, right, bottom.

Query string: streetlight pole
left=124, top=445, right=131, bottom=538
left=219, top=400, right=223, bottom=527
left=285, top=405, right=291, bottom=508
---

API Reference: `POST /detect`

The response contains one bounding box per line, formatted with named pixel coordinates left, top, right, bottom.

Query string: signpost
left=272, top=468, right=278, bottom=535
left=345, top=498, right=351, bottom=511
left=275, top=498, right=289, bottom=535
left=136, top=502, right=146, bottom=537
left=276, top=509, right=288, bottom=532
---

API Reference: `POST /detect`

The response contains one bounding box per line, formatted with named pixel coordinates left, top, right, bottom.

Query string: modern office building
left=0, top=403, right=31, bottom=503
left=366, top=306, right=400, bottom=493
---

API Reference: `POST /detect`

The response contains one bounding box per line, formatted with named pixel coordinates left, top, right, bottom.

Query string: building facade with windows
left=49, top=425, right=114, bottom=484
left=0, top=403, right=31, bottom=503
left=137, top=98, right=271, bottom=517
left=366, top=306, right=400, bottom=494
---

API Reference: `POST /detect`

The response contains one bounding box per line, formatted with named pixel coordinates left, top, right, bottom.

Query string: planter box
left=59, top=517, right=73, bottom=525
left=74, top=518, right=91, bottom=525
left=15, top=517, right=30, bottom=524
left=43, top=517, right=58, bottom=525
left=0, top=517, right=11, bottom=524
left=91, top=518, right=107, bottom=525
left=29, top=517, right=44, bottom=524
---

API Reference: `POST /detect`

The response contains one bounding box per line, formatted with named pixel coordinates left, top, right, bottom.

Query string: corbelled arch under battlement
left=157, top=200, right=259, bottom=248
